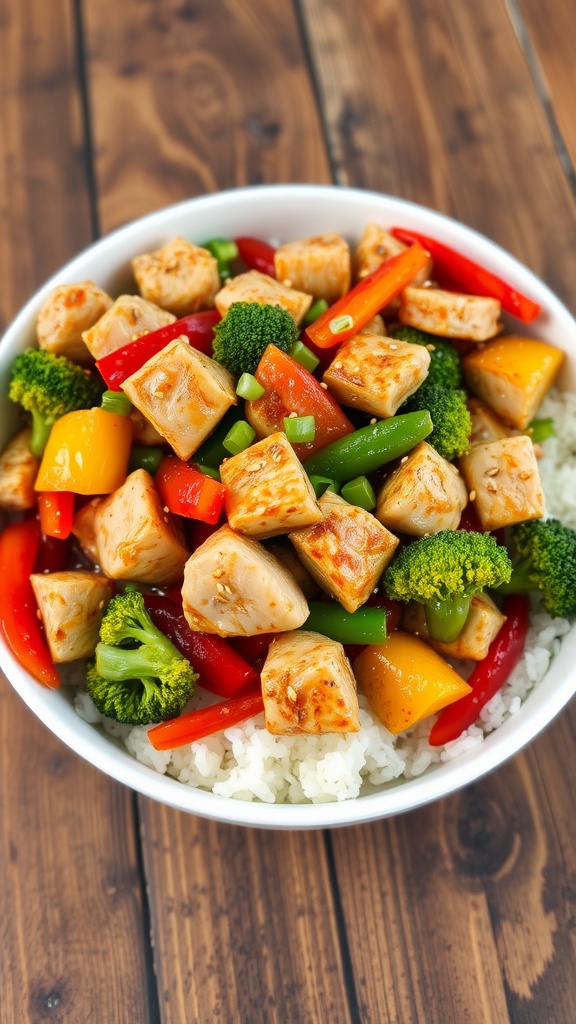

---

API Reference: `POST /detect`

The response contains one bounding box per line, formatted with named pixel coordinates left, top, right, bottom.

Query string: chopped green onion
left=194, top=406, right=244, bottom=468
left=329, top=313, right=354, bottom=335
left=289, top=340, right=320, bottom=373
left=303, top=299, right=329, bottom=326
left=528, top=417, right=555, bottom=443
left=341, top=475, right=377, bottom=511
left=222, top=420, right=256, bottom=455
left=203, top=238, right=239, bottom=280
left=101, top=390, right=132, bottom=416
left=193, top=463, right=221, bottom=481
left=128, top=445, right=164, bottom=475
left=236, top=373, right=265, bottom=401
left=283, top=415, right=316, bottom=444
left=309, top=475, right=339, bottom=499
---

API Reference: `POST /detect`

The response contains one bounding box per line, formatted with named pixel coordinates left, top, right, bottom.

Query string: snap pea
left=304, top=602, right=387, bottom=645
left=302, top=410, right=433, bottom=483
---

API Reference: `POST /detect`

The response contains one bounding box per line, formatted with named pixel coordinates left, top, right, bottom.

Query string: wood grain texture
left=82, top=0, right=331, bottom=232
left=298, top=0, right=576, bottom=310
left=0, top=2, right=153, bottom=1020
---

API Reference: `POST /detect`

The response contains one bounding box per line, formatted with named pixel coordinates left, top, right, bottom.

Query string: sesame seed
left=216, top=582, right=225, bottom=593
left=426, top=344, right=436, bottom=351
left=320, top=382, right=328, bottom=389
left=370, top=418, right=377, bottom=425
left=98, top=600, right=105, bottom=610
left=333, top=361, right=343, bottom=369
left=388, top=344, right=398, bottom=351
left=485, top=467, right=499, bottom=476
left=358, top=269, right=369, bottom=278
left=282, top=279, right=292, bottom=288
left=289, top=411, right=298, bottom=418
left=518, top=471, right=532, bottom=480
left=163, top=506, right=170, bottom=513
left=213, top=568, right=224, bottom=578
left=287, top=685, right=297, bottom=702
left=400, top=455, right=408, bottom=463
left=486, top=481, right=497, bottom=493
left=469, top=490, right=476, bottom=501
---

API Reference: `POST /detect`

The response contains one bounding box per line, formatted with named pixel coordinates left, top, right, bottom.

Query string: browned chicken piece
left=82, top=295, right=175, bottom=359
left=37, top=281, right=113, bottom=364
left=215, top=270, right=312, bottom=325
left=121, top=337, right=237, bottom=461
left=72, top=498, right=103, bottom=563
left=261, top=630, right=360, bottom=735
left=356, top=313, right=386, bottom=336
left=467, top=397, right=511, bottom=446
left=132, top=237, right=220, bottom=316
left=130, top=408, right=166, bottom=447
left=181, top=525, right=309, bottom=636
left=0, top=428, right=39, bottom=510
left=399, top=286, right=501, bottom=341
left=459, top=435, right=545, bottom=531
left=289, top=491, right=399, bottom=613
left=30, top=571, right=114, bottom=663
left=352, top=223, right=432, bottom=286
left=220, top=431, right=321, bottom=539
left=375, top=442, right=468, bottom=537
left=322, top=333, right=430, bottom=419
left=462, top=336, right=565, bottom=429
left=273, top=233, right=351, bottom=303
left=94, top=469, right=189, bottom=585
left=266, top=544, right=319, bottom=599
left=401, top=592, right=506, bottom=661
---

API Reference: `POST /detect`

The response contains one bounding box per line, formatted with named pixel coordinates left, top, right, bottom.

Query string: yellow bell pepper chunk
left=463, top=335, right=564, bottom=429
left=35, top=408, right=132, bottom=494
left=353, top=632, right=472, bottom=735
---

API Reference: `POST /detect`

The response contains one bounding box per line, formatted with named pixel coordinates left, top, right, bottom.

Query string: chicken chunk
left=273, top=233, right=351, bottom=303
left=399, top=286, right=501, bottom=341
left=94, top=469, right=189, bottom=584
left=266, top=544, right=319, bottom=599
left=401, top=592, right=506, bottom=661
left=220, top=432, right=321, bottom=539
left=375, top=442, right=468, bottom=537
left=72, top=498, right=103, bottom=563
left=37, top=281, right=113, bottom=364
left=289, top=491, right=399, bottom=613
left=462, top=336, right=565, bottom=429
left=132, top=237, right=220, bottom=316
left=261, top=630, right=360, bottom=735
left=30, top=571, right=114, bottom=663
left=181, top=525, right=309, bottom=636
left=467, top=397, right=511, bottom=446
left=215, top=270, right=312, bottom=325
left=82, top=295, right=176, bottom=359
left=0, top=428, right=39, bottom=510
left=322, top=333, right=430, bottom=418
left=130, top=408, right=166, bottom=447
left=121, top=337, right=237, bottom=461
left=356, top=313, right=386, bottom=336
left=352, top=223, right=432, bottom=286
left=459, top=435, right=545, bottom=531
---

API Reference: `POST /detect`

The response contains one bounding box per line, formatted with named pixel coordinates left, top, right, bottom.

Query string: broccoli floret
left=212, top=301, right=299, bottom=376
left=9, top=349, right=102, bottom=456
left=498, top=518, right=576, bottom=617
left=402, top=383, right=471, bottom=461
left=383, top=530, right=512, bottom=642
left=85, top=587, right=197, bottom=725
left=390, top=325, right=462, bottom=390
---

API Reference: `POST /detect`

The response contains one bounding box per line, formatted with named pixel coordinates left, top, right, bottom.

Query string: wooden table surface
left=2, top=2, right=576, bottom=1021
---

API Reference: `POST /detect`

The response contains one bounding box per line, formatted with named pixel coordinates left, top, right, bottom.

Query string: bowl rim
left=1, top=182, right=575, bottom=830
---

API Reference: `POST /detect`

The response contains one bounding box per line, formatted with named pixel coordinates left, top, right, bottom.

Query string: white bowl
left=1, top=184, right=575, bottom=829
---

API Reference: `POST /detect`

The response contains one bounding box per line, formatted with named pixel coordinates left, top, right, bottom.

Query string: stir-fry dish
left=1, top=223, right=575, bottom=803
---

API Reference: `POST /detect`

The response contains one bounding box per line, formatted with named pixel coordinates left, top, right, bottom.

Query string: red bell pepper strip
left=38, top=491, right=75, bottom=539
left=95, top=310, right=221, bottom=390
left=249, top=344, right=354, bottom=458
left=428, top=595, right=530, bottom=746
left=235, top=236, right=276, bottom=277
left=391, top=228, right=541, bottom=323
left=305, top=243, right=429, bottom=349
left=0, top=520, right=60, bottom=688
left=230, top=633, right=274, bottom=666
left=34, top=533, right=69, bottom=574
left=148, top=691, right=265, bottom=750
left=155, top=456, right=227, bottom=525
left=144, top=596, right=260, bottom=699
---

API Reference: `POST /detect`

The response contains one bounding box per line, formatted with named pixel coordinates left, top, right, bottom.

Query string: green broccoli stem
left=96, top=642, right=178, bottom=683
left=495, top=557, right=535, bottom=595
left=30, top=409, right=52, bottom=458
left=424, top=594, right=474, bottom=643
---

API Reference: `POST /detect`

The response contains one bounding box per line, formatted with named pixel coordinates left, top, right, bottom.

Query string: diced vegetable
left=101, top=389, right=132, bottom=416
left=128, top=445, right=165, bottom=475
left=289, top=340, right=320, bottom=373
left=236, top=373, right=265, bottom=401
left=341, top=475, right=376, bottom=511
left=303, top=299, right=329, bottom=325
left=283, top=414, right=316, bottom=444
left=38, top=491, right=75, bottom=539
left=303, top=602, right=388, bottom=645
left=155, top=456, right=227, bottom=524
left=34, top=408, right=132, bottom=494
left=234, top=236, right=276, bottom=277
left=222, top=420, right=256, bottom=455
left=148, top=692, right=266, bottom=750
left=302, top=410, right=433, bottom=482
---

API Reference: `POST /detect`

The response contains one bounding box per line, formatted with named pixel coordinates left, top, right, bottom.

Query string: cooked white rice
left=74, top=389, right=575, bottom=803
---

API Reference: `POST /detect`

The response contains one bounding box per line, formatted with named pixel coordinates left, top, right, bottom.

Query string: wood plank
left=81, top=2, right=350, bottom=1021
left=300, top=0, right=576, bottom=1019
left=0, top=2, right=153, bottom=1020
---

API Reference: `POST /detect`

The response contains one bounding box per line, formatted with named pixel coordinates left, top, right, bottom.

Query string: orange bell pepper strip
left=305, top=242, right=429, bottom=348
left=0, top=520, right=60, bottom=688
left=148, top=691, right=265, bottom=750
left=34, top=408, right=132, bottom=494
left=38, top=491, right=75, bottom=539
left=248, top=344, right=354, bottom=458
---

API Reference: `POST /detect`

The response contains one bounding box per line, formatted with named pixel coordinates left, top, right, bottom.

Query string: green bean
left=302, top=410, right=433, bottom=482
left=128, top=445, right=164, bottom=475
left=304, top=602, right=387, bottom=645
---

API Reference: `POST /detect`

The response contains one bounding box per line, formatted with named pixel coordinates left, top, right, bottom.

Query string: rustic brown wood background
left=1, top=1, right=575, bottom=1020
